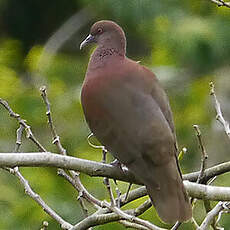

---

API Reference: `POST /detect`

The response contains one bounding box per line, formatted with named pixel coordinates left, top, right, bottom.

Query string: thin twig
left=9, top=127, right=72, bottom=229
left=198, top=202, right=230, bottom=230
left=210, top=0, right=230, bottom=8
left=77, top=192, right=90, bottom=217
left=70, top=209, right=164, bottom=230
left=70, top=206, right=165, bottom=230
left=133, top=199, right=152, bottom=216
left=104, top=178, right=116, bottom=207
left=0, top=98, right=47, bottom=152
left=100, top=146, right=116, bottom=207
left=125, top=183, right=133, bottom=201
left=40, top=221, right=49, bottom=230
left=208, top=176, right=217, bottom=185
left=191, top=124, right=210, bottom=222
left=40, top=86, right=94, bottom=220
left=102, top=149, right=107, bottom=164
left=59, top=151, right=156, bottom=230
left=115, top=187, right=121, bottom=208
left=119, top=220, right=149, bottom=230
left=40, top=86, right=67, bottom=155
left=0, top=98, right=74, bottom=229
left=171, top=222, right=181, bottom=230
left=203, top=177, right=218, bottom=229
left=71, top=201, right=165, bottom=230
left=191, top=217, right=199, bottom=229
left=70, top=211, right=124, bottom=230
left=59, top=171, right=160, bottom=230
left=193, top=125, right=208, bottom=184
left=210, top=82, right=230, bottom=140
left=14, top=124, right=24, bottom=153
left=72, top=177, right=151, bottom=229
left=4, top=167, right=72, bottom=229
left=57, top=169, right=101, bottom=209
left=6, top=114, right=73, bottom=229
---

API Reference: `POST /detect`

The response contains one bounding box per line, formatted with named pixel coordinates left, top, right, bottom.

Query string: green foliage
left=0, top=0, right=230, bottom=229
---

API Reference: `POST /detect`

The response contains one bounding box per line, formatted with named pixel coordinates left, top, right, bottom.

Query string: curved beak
left=80, top=34, right=95, bottom=50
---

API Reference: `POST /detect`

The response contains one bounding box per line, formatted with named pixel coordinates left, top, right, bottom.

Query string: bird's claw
left=110, top=159, right=123, bottom=170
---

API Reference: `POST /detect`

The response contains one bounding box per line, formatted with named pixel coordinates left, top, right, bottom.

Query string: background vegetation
left=0, top=0, right=230, bottom=229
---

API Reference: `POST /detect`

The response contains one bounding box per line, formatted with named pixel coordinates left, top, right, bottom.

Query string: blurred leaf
left=0, top=65, right=23, bottom=98
left=0, top=39, right=23, bottom=70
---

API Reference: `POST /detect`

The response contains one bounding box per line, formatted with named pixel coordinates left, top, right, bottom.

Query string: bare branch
left=70, top=211, right=123, bottom=230
left=184, top=160, right=230, bottom=182
left=133, top=199, right=152, bottom=216
left=0, top=151, right=229, bottom=186
left=59, top=168, right=158, bottom=229
left=199, top=202, right=230, bottom=230
left=57, top=169, right=102, bottom=208
left=171, top=222, right=181, bottom=230
left=40, top=221, right=49, bottom=230
left=191, top=217, right=199, bottom=229
left=103, top=177, right=116, bottom=206
left=125, top=182, right=132, bottom=201
left=0, top=152, right=139, bottom=183
left=1, top=153, right=230, bottom=201
left=3, top=118, right=73, bottom=229
left=61, top=169, right=153, bottom=229
left=14, top=125, right=24, bottom=152
left=193, top=125, right=208, bottom=184
left=192, top=124, right=210, bottom=215
left=0, top=151, right=217, bottom=183
left=3, top=167, right=72, bottom=229
left=40, top=86, right=67, bottom=155
left=70, top=210, right=154, bottom=230
left=183, top=180, right=230, bottom=201
left=118, top=220, right=149, bottom=230
left=0, top=98, right=47, bottom=152
left=210, top=82, right=230, bottom=140
left=70, top=207, right=166, bottom=230
left=40, top=86, right=98, bottom=223
left=209, top=0, right=230, bottom=8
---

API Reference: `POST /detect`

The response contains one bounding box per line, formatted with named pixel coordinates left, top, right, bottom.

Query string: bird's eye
left=97, top=28, right=103, bottom=34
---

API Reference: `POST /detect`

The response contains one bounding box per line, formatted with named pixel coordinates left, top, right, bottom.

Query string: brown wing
left=140, top=65, right=178, bottom=153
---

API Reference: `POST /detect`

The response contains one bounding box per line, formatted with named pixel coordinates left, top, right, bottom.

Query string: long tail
left=127, top=156, right=192, bottom=224
left=145, top=157, right=192, bottom=223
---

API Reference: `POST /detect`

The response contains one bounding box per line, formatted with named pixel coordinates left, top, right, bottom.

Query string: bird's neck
left=88, top=46, right=125, bottom=70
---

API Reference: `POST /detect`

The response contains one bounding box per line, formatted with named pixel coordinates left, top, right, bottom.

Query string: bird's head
left=80, top=20, right=126, bottom=55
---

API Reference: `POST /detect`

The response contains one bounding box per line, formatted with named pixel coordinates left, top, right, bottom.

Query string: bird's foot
left=110, top=159, right=123, bottom=170
left=110, top=159, right=124, bottom=186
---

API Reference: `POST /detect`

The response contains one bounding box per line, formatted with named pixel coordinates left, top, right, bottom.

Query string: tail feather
left=145, top=158, right=192, bottom=223
left=127, top=155, right=192, bottom=223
